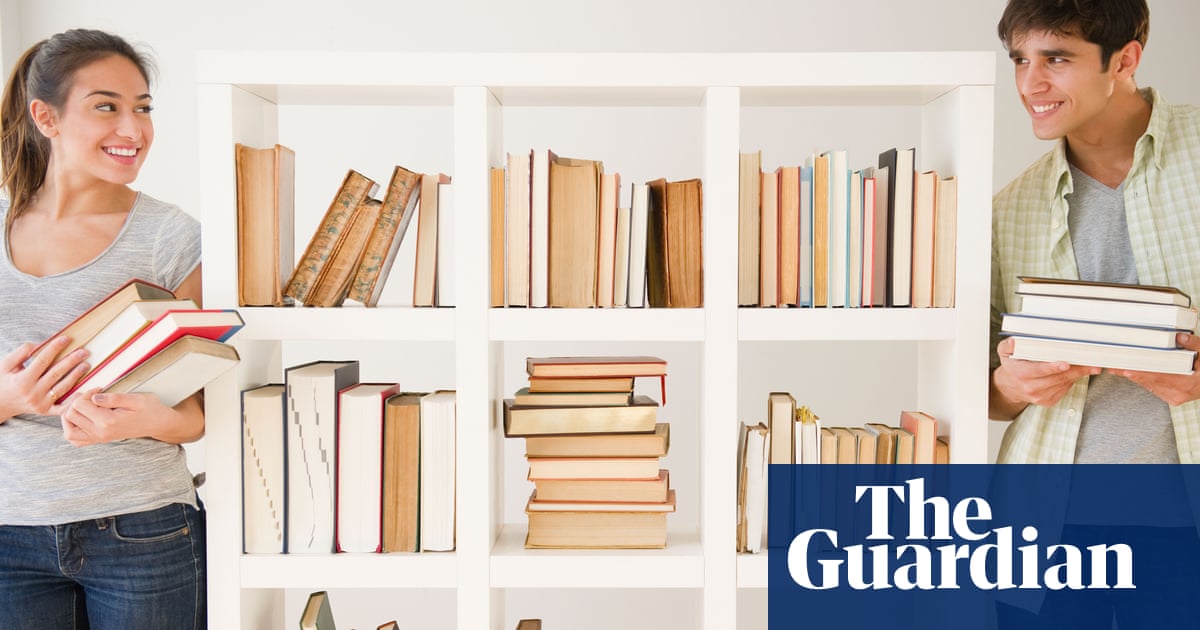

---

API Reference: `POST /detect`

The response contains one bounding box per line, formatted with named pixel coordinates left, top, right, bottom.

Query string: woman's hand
left=0, top=336, right=90, bottom=422
left=61, top=390, right=205, bottom=446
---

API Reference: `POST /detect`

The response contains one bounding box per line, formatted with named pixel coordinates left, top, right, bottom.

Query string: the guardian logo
left=786, top=478, right=1135, bottom=591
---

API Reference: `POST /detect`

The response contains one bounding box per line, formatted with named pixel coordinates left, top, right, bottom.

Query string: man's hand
left=1113, top=332, right=1200, bottom=406
left=990, top=336, right=1100, bottom=420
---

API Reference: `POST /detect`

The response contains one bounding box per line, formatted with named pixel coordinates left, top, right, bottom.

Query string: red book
left=899, top=410, right=938, bottom=464
left=58, top=309, right=244, bottom=403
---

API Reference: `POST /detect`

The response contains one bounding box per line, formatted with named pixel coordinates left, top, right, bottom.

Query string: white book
left=744, top=423, right=769, bottom=553
left=1002, top=313, right=1182, bottom=349
left=420, top=390, right=457, bottom=551
left=860, top=168, right=877, bottom=307
left=530, top=149, right=551, bottom=307
left=1018, top=294, right=1199, bottom=330
left=436, top=183, right=454, bottom=307
left=892, top=148, right=915, bottom=307
left=1010, top=336, right=1196, bottom=375
left=799, top=166, right=813, bottom=307
left=794, top=415, right=822, bottom=465
left=871, top=165, right=890, bottom=307
left=614, top=205, right=632, bottom=307
left=336, top=383, right=399, bottom=553
left=848, top=170, right=863, bottom=308
left=506, top=151, right=531, bottom=307
left=82, top=298, right=196, bottom=368
left=285, top=360, right=359, bottom=554
left=241, top=384, right=286, bottom=554
left=627, top=183, right=650, bottom=308
left=827, top=149, right=849, bottom=307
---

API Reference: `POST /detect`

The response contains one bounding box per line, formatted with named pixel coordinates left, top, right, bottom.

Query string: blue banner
left=767, top=464, right=1200, bottom=629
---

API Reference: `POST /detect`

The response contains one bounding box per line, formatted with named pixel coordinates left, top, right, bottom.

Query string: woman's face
left=41, top=54, right=154, bottom=186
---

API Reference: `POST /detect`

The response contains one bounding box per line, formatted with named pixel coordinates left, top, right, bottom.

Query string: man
left=989, top=1, right=1200, bottom=626
left=990, top=0, right=1200, bottom=464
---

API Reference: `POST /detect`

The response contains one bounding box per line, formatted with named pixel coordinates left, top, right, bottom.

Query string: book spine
left=284, top=170, right=377, bottom=304
left=305, top=198, right=383, bottom=307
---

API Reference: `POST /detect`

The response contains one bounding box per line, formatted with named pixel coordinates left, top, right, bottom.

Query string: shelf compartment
left=736, top=551, right=768, bottom=589
left=240, top=552, right=457, bottom=589
left=490, top=525, right=703, bottom=588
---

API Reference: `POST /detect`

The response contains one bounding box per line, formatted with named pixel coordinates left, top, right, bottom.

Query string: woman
left=0, top=29, right=206, bottom=629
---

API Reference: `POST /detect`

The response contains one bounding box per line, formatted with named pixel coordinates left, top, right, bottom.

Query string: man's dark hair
left=998, top=0, right=1149, bottom=70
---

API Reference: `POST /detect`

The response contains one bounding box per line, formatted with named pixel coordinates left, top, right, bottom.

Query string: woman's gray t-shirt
left=0, top=192, right=201, bottom=525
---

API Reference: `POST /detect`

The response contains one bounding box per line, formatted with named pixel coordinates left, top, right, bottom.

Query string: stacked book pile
left=41, top=278, right=243, bottom=407
left=502, top=355, right=675, bottom=549
left=1002, top=276, right=1198, bottom=374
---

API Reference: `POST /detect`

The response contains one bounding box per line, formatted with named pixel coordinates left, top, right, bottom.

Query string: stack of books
left=42, top=278, right=243, bottom=407
left=1001, top=276, right=1198, bottom=374
left=503, top=355, right=676, bottom=549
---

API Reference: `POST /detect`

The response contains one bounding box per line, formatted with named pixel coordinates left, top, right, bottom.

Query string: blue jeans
left=0, top=502, right=207, bottom=629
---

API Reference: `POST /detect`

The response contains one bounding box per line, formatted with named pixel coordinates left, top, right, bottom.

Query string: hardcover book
left=100, top=335, right=240, bottom=407
left=285, top=169, right=378, bottom=305
left=347, top=165, right=422, bottom=306
left=234, top=143, right=295, bottom=306
left=241, top=384, right=286, bottom=554
left=503, top=396, right=659, bottom=436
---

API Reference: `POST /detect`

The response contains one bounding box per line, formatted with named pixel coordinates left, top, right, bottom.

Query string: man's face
left=1008, top=29, right=1121, bottom=141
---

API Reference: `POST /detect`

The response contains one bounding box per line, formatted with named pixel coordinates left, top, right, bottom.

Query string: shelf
left=737, top=307, right=959, bottom=341
left=233, top=306, right=455, bottom=341
left=490, top=524, right=704, bottom=588
left=240, top=553, right=457, bottom=589
left=736, top=552, right=768, bottom=589
left=489, top=308, right=706, bottom=342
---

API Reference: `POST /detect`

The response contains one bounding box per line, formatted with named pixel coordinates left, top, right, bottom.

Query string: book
left=794, top=405, right=821, bottom=465
left=381, top=392, right=422, bottom=553
left=1009, top=335, right=1197, bottom=375
left=848, top=426, right=877, bottom=464
left=933, top=175, right=957, bottom=308
left=526, top=355, right=667, bottom=379
left=597, top=172, right=620, bottom=308
left=627, top=182, right=651, bottom=308
left=1017, top=294, right=1199, bottom=330
left=420, top=390, right=456, bottom=551
left=646, top=178, right=668, bottom=308
left=101, top=335, right=240, bottom=407
left=737, top=421, right=768, bottom=553
left=1001, top=312, right=1183, bottom=349
left=799, top=165, right=814, bottom=307
left=532, top=469, right=670, bottom=503
left=512, top=387, right=632, bottom=407
left=548, top=154, right=602, bottom=308
left=60, top=309, right=245, bottom=403
left=285, top=169, right=378, bottom=305
left=61, top=297, right=197, bottom=382
left=515, top=620, right=542, bottom=630
left=526, top=375, right=634, bottom=393
left=935, top=436, right=950, bottom=464
left=860, top=171, right=877, bottom=307
left=664, top=178, right=704, bottom=308
left=503, top=396, right=659, bottom=436
left=241, top=384, right=286, bottom=554
left=826, top=149, right=848, bottom=308
left=847, top=169, right=863, bottom=308
left=864, top=422, right=897, bottom=464
left=526, top=456, right=661, bottom=480
left=523, top=423, right=669, bottom=458
left=759, top=168, right=779, bottom=307
left=490, top=166, right=506, bottom=307
left=413, top=173, right=451, bottom=307
left=778, top=165, right=799, bottom=306
left=767, top=391, right=795, bottom=465
left=234, top=143, right=295, bottom=307
left=819, top=427, right=838, bottom=464
left=811, top=152, right=829, bottom=307
left=530, top=149, right=553, bottom=307
left=299, top=591, right=335, bottom=630
left=885, top=147, right=916, bottom=307
left=32, top=278, right=175, bottom=367
left=524, top=493, right=675, bottom=549
left=528, top=488, right=676, bottom=511
left=378, top=623, right=400, bottom=630
left=831, top=426, right=857, bottom=464
left=738, top=150, right=761, bottom=306
left=347, top=165, right=422, bottom=306
left=910, top=169, right=938, bottom=308
left=870, top=165, right=890, bottom=306
left=1016, top=276, right=1192, bottom=307
left=506, top=151, right=531, bottom=307
left=305, top=196, right=383, bottom=307
left=614, top=205, right=632, bottom=307
left=899, top=410, right=938, bottom=465
left=285, top=360, right=360, bottom=554
left=336, top=382, right=400, bottom=553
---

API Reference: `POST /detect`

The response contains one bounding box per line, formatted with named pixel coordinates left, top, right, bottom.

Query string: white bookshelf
left=197, top=51, right=994, bottom=630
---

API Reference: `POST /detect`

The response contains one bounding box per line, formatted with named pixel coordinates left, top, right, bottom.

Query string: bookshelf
left=197, top=51, right=994, bottom=629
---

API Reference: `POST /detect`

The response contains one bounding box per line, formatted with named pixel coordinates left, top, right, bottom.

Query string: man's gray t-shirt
left=1066, top=164, right=1178, bottom=464
left=0, top=193, right=201, bottom=525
